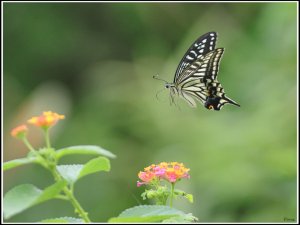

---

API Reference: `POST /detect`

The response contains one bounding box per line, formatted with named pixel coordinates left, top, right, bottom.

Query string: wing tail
left=224, top=96, right=240, bottom=107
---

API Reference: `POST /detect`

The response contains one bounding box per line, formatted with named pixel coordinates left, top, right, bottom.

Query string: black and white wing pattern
left=174, top=31, right=217, bottom=83
left=174, top=32, right=240, bottom=110
left=178, top=48, right=224, bottom=84
left=175, top=41, right=240, bottom=110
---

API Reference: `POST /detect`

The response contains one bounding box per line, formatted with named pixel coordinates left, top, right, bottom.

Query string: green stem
left=29, top=129, right=91, bottom=223
left=63, top=187, right=91, bottom=223
left=170, top=183, right=175, bottom=207
left=51, top=168, right=91, bottom=223
left=55, top=195, right=69, bottom=201
left=44, top=128, right=51, bottom=148
left=22, top=137, right=37, bottom=154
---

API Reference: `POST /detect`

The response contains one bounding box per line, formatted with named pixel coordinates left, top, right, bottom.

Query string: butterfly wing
left=179, top=48, right=240, bottom=110
left=174, top=32, right=218, bottom=83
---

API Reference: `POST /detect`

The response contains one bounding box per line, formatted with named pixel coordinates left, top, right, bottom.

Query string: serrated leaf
left=57, top=157, right=110, bottom=185
left=40, top=217, right=84, bottom=223
left=162, top=213, right=198, bottom=223
left=109, top=215, right=176, bottom=223
left=118, top=205, right=185, bottom=217
left=79, top=157, right=110, bottom=179
left=108, top=205, right=186, bottom=223
left=57, top=165, right=83, bottom=184
left=3, top=157, right=37, bottom=171
left=4, top=181, right=67, bottom=219
left=56, top=145, right=116, bottom=160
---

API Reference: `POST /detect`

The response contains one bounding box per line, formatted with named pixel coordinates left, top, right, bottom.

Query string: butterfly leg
left=169, top=91, right=175, bottom=106
left=169, top=88, right=181, bottom=110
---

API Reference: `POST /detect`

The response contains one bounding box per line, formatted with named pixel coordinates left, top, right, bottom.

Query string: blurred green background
left=3, top=2, right=297, bottom=223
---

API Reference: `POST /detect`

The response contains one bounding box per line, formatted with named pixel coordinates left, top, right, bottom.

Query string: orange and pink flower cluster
left=137, top=162, right=190, bottom=187
left=10, top=125, right=28, bottom=138
left=11, top=111, right=65, bottom=138
left=28, top=111, right=65, bottom=129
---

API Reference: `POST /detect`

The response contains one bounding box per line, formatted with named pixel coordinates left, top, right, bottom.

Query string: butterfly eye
left=165, top=84, right=170, bottom=89
left=208, top=105, right=214, bottom=110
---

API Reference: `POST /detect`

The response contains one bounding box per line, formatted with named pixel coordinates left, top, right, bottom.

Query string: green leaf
left=55, top=145, right=116, bottom=160
left=4, top=181, right=67, bottom=219
left=3, top=157, right=37, bottom=171
left=57, top=165, right=83, bottom=184
left=36, top=180, right=67, bottom=204
left=109, top=215, right=175, bottom=223
left=40, top=217, right=84, bottom=223
left=173, top=189, right=194, bottom=203
left=162, top=213, right=198, bottom=223
left=108, top=205, right=188, bottom=223
left=79, top=157, right=110, bottom=179
left=57, top=157, right=110, bottom=185
left=4, top=184, right=41, bottom=219
left=185, top=194, right=193, bottom=203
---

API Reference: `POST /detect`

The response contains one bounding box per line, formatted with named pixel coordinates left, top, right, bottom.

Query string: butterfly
left=154, top=31, right=240, bottom=110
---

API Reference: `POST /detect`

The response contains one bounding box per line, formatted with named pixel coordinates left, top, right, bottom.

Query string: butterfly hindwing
left=179, top=48, right=240, bottom=110
left=174, top=32, right=217, bottom=83
left=203, top=48, right=224, bottom=80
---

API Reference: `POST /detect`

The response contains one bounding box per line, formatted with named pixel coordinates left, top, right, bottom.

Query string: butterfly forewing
left=174, top=32, right=217, bottom=83
left=178, top=47, right=239, bottom=110
left=176, top=48, right=224, bottom=84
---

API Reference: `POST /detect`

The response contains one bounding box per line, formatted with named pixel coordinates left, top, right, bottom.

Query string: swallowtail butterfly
left=154, top=31, right=240, bottom=110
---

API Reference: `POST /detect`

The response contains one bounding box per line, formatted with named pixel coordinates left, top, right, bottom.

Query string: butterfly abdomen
left=205, top=97, right=222, bottom=110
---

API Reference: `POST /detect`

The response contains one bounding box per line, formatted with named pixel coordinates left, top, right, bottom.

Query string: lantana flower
left=137, top=171, right=156, bottom=187
left=28, top=111, right=65, bottom=129
left=11, top=125, right=28, bottom=139
left=137, top=162, right=190, bottom=187
left=164, top=162, right=190, bottom=183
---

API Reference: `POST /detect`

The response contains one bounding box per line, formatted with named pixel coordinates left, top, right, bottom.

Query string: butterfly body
left=159, top=32, right=240, bottom=111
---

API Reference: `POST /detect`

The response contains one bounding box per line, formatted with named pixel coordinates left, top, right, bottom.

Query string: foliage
left=109, top=205, right=197, bottom=223
left=4, top=112, right=115, bottom=222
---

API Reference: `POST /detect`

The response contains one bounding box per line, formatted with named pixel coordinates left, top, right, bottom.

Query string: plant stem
left=63, top=187, right=91, bottom=223
left=51, top=168, right=91, bottom=223
left=55, top=195, right=69, bottom=201
left=170, top=183, right=175, bottom=207
left=34, top=130, right=91, bottom=223
left=44, top=128, right=51, bottom=148
left=22, top=137, right=37, bottom=154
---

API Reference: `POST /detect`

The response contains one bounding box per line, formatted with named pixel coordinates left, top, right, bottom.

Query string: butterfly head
left=165, top=83, right=175, bottom=89
left=153, top=75, right=174, bottom=89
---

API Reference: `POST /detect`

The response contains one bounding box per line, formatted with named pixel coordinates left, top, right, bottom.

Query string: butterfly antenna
left=153, top=75, right=168, bottom=83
